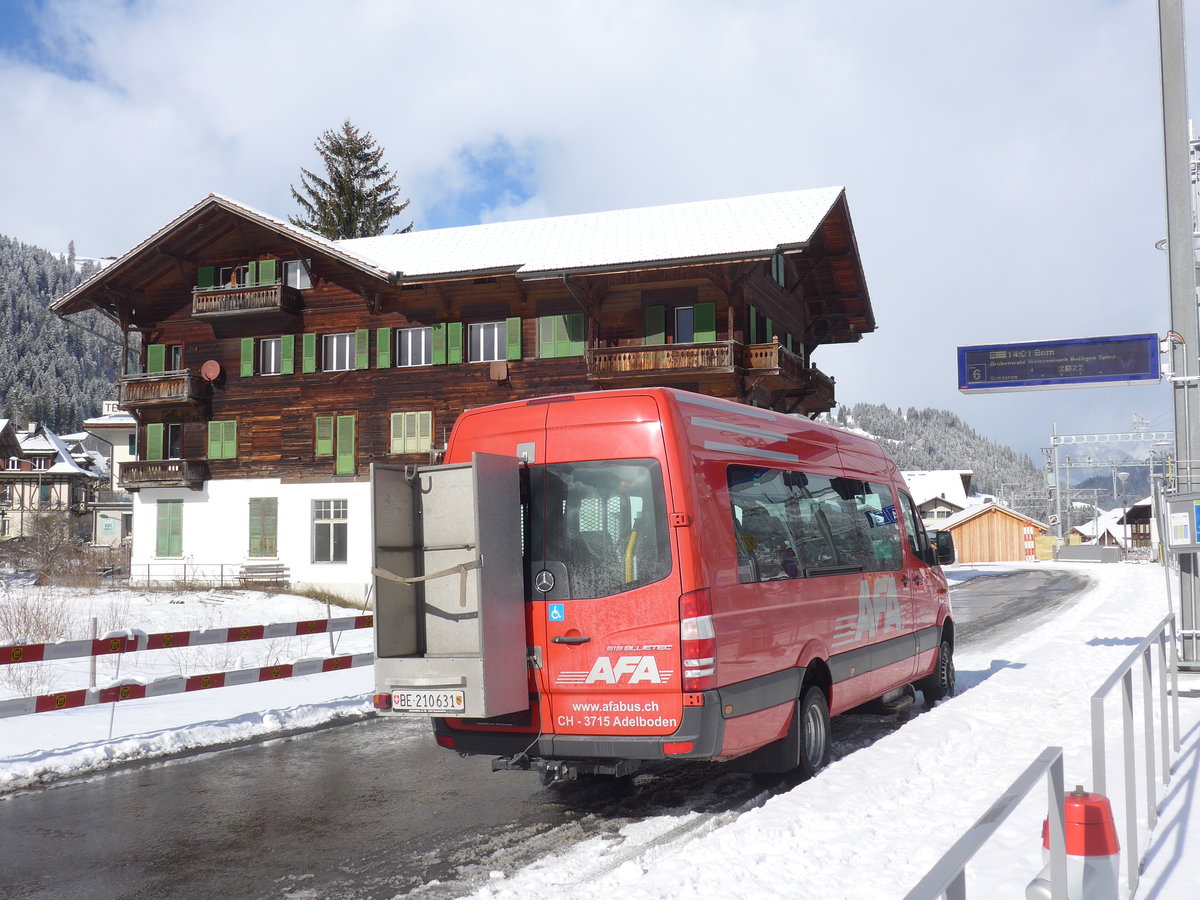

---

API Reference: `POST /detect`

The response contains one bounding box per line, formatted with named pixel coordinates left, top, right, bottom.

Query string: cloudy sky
left=0, top=0, right=1194, bottom=459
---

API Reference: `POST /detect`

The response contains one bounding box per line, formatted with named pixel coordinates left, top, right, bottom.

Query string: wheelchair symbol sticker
left=548, top=603, right=565, bottom=623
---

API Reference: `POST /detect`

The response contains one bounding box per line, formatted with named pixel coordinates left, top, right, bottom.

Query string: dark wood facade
left=54, top=193, right=876, bottom=489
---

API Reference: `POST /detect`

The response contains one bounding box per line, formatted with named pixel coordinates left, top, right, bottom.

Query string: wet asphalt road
left=0, top=568, right=1090, bottom=900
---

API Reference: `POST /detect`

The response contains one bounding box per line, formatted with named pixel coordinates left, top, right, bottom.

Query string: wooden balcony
left=119, top=370, right=210, bottom=414
left=120, top=459, right=209, bottom=491
left=192, top=283, right=301, bottom=319
left=587, top=340, right=836, bottom=415
left=587, top=342, right=737, bottom=383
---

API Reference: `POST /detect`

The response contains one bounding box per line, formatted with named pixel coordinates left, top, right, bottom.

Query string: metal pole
left=1160, top=0, right=1200, bottom=662
left=1053, top=424, right=1064, bottom=544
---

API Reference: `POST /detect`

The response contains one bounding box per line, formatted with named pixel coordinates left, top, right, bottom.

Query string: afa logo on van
left=556, top=656, right=676, bottom=686
left=830, top=575, right=905, bottom=648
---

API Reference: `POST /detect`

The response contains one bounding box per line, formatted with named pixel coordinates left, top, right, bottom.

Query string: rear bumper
left=433, top=691, right=726, bottom=762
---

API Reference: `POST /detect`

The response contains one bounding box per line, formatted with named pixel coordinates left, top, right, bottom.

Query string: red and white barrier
left=1, top=615, right=373, bottom=666
left=0, top=652, right=374, bottom=719
left=1026, top=786, right=1120, bottom=900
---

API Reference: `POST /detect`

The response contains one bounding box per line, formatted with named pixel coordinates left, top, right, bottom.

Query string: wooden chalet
left=51, top=188, right=877, bottom=598
left=933, top=501, right=1048, bottom=564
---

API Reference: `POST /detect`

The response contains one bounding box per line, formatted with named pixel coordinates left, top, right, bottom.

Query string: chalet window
left=156, top=499, right=183, bottom=558
left=390, top=411, right=432, bottom=454
left=145, top=343, right=182, bottom=374
left=282, top=259, right=312, bottom=290
left=644, top=302, right=715, bottom=345
left=144, top=423, right=182, bottom=460
left=248, top=498, right=278, bottom=558
left=32, top=456, right=50, bottom=470
left=207, top=420, right=237, bottom=460
left=538, top=314, right=585, bottom=358
left=396, top=327, right=433, bottom=367
left=241, top=336, right=294, bottom=376
left=313, top=499, right=348, bottom=563
left=748, top=305, right=773, bottom=344
left=127, top=434, right=136, bottom=455
left=0, top=519, right=8, bottom=537
left=322, top=333, right=355, bottom=372
left=770, top=252, right=786, bottom=288
left=469, top=318, right=521, bottom=363
left=314, top=415, right=355, bottom=474
left=39, top=484, right=52, bottom=506
left=0, top=484, right=10, bottom=504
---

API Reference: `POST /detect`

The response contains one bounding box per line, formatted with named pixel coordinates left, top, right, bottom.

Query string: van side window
left=728, top=466, right=902, bottom=582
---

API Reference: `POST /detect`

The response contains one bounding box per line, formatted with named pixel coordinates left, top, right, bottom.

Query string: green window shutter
left=538, top=316, right=558, bottom=359
left=240, top=338, right=254, bottom=377
left=157, top=500, right=182, bottom=558
left=418, top=410, right=432, bottom=452
left=644, top=306, right=665, bottom=345
left=389, top=412, right=403, bottom=453
left=221, top=420, right=237, bottom=459
left=196, top=266, right=214, bottom=290
left=765, top=318, right=774, bottom=341
left=505, top=316, right=522, bottom=361
left=355, top=328, right=370, bottom=370
left=694, top=302, right=716, bottom=343
left=258, top=259, right=276, bottom=285
left=566, top=312, right=585, bottom=356
left=146, top=344, right=165, bottom=374
left=431, top=323, right=447, bottom=365
left=146, top=423, right=164, bottom=461
left=249, top=498, right=278, bottom=557
left=749, top=305, right=758, bottom=344
left=335, top=415, right=355, bottom=475
left=207, top=421, right=221, bottom=459
left=247, top=260, right=259, bottom=286
left=447, top=322, right=463, bottom=364
left=280, top=335, right=295, bottom=375
left=302, top=333, right=317, bottom=373
left=315, top=415, right=334, bottom=456
left=376, top=327, right=391, bottom=368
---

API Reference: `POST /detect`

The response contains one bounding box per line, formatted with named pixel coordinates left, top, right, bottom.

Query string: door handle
left=552, top=635, right=591, bottom=645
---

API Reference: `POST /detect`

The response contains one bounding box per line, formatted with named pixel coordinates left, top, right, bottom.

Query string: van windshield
left=524, top=459, right=672, bottom=601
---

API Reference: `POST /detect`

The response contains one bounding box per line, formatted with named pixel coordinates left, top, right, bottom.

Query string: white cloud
left=0, top=0, right=1190, bottom=456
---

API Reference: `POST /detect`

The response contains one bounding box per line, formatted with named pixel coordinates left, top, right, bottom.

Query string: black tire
left=917, top=639, right=955, bottom=707
left=796, top=686, right=831, bottom=780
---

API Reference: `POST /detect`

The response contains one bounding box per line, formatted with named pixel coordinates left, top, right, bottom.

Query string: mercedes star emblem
left=535, top=569, right=555, bottom=593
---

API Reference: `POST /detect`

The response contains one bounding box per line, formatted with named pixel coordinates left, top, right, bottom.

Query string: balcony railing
left=120, top=460, right=209, bottom=491
left=587, top=342, right=736, bottom=377
left=119, top=370, right=210, bottom=411
left=743, top=341, right=807, bottom=379
left=192, top=282, right=302, bottom=318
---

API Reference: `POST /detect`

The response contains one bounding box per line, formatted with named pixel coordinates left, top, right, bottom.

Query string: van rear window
left=728, top=465, right=901, bottom=582
left=524, top=459, right=671, bottom=600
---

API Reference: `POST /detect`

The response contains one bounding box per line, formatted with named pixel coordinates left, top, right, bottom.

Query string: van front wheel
left=797, top=686, right=831, bottom=780
left=917, top=639, right=955, bottom=706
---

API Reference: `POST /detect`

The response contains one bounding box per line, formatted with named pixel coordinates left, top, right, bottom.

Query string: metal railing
left=1089, top=612, right=1181, bottom=893
left=903, top=747, right=1067, bottom=900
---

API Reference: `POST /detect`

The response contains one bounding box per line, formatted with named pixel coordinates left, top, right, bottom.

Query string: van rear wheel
left=797, top=686, right=831, bottom=780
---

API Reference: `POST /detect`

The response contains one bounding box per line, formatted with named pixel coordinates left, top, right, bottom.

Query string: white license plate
left=391, top=689, right=466, bottom=714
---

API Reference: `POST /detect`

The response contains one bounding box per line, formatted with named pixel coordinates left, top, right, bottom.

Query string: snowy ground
left=1, top=564, right=1197, bottom=899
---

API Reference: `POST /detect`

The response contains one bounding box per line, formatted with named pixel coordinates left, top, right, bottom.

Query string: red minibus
left=373, top=387, right=955, bottom=783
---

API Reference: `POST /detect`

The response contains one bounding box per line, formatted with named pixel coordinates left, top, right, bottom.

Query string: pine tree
left=289, top=120, right=412, bottom=239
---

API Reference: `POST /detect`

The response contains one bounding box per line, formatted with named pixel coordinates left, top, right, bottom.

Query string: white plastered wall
left=129, top=478, right=373, bottom=604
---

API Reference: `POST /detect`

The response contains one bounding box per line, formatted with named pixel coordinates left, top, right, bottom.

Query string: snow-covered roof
left=338, top=187, right=846, bottom=281
left=83, top=409, right=136, bottom=428
left=15, top=424, right=100, bottom=478
left=901, top=470, right=973, bottom=509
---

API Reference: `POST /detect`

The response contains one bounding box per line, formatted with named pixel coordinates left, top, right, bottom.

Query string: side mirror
left=933, top=530, right=956, bottom=566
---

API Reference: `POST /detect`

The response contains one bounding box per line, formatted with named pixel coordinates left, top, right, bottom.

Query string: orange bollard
left=1026, top=786, right=1120, bottom=899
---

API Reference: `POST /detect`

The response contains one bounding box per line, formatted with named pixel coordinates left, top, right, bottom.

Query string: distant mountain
left=824, top=402, right=1052, bottom=522
left=1, top=235, right=122, bottom=432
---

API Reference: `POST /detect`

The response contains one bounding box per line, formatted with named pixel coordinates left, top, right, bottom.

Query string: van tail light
left=372, top=693, right=392, bottom=710
left=680, top=589, right=716, bottom=691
